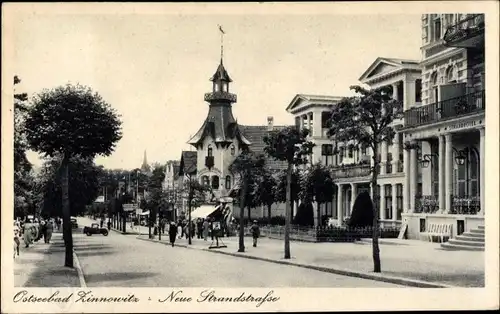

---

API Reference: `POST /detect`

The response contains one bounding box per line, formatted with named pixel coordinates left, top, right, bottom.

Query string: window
left=470, top=148, right=479, bottom=198
left=222, top=82, right=228, bottom=92
left=201, top=175, right=209, bottom=186
left=230, top=145, right=235, bottom=156
left=433, top=17, right=442, bottom=40
left=225, top=175, right=231, bottom=190
left=322, top=144, right=333, bottom=166
left=338, top=147, right=344, bottom=164
left=415, top=79, right=422, bottom=103
left=385, top=185, right=392, bottom=220
left=211, top=176, right=219, bottom=190
left=361, top=144, right=367, bottom=155
left=348, top=146, right=353, bottom=158
left=396, top=184, right=403, bottom=219
left=446, top=65, right=458, bottom=83
left=321, top=112, right=330, bottom=128
left=430, top=72, right=438, bottom=104
left=214, top=83, right=219, bottom=92
left=208, top=145, right=213, bottom=157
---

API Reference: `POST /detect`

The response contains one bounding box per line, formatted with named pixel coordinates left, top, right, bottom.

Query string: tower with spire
left=187, top=27, right=251, bottom=199
left=141, top=150, right=151, bottom=173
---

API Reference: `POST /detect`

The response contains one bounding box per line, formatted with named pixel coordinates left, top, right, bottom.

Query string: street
left=75, top=217, right=402, bottom=287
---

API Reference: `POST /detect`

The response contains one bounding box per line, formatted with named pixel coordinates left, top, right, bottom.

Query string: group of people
left=13, top=216, right=62, bottom=258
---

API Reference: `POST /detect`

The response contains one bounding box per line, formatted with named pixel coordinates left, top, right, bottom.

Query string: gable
left=366, top=62, right=398, bottom=78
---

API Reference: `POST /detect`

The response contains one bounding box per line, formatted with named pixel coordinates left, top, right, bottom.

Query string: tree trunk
left=238, top=175, right=248, bottom=252
left=188, top=183, right=192, bottom=245
left=247, top=206, right=251, bottom=223
left=267, top=204, right=272, bottom=223
left=284, top=162, right=292, bottom=259
left=317, top=202, right=321, bottom=226
left=61, top=156, right=73, bottom=268
left=371, top=143, right=381, bottom=273
left=122, top=213, right=126, bottom=233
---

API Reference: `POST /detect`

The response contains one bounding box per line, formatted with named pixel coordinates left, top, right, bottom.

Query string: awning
left=139, top=211, right=150, bottom=216
left=190, top=205, right=221, bottom=220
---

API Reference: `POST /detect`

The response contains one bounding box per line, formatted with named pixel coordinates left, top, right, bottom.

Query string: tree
left=183, top=174, right=210, bottom=245
left=142, top=164, right=167, bottom=238
left=300, top=163, right=335, bottom=226
left=327, top=85, right=400, bottom=273
left=275, top=169, right=301, bottom=219
left=254, top=168, right=278, bottom=221
left=264, top=127, right=314, bottom=259
left=293, top=202, right=314, bottom=226
left=228, top=150, right=266, bottom=253
left=348, top=191, right=374, bottom=228
left=24, top=84, right=122, bottom=267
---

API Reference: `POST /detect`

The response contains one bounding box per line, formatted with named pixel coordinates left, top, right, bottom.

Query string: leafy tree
left=183, top=174, right=211, bottom=244
left=142, top=164, right=167, bottom=238
left=293, top=202, right=314, bottom=226
left=254, top=168, right=278, bottom=221
left=327, top=85, right=400, bottom=273
left=300, top=163, right=335, bottom=226
left=348, top=191, right=374, bottom=228
left=229, top=150, right=266, bottom=252
left=275, top=169, right=301, bottom=218
left=24, top=84, right=122, bottom=267
left=264, top=127, right=314, bottom=259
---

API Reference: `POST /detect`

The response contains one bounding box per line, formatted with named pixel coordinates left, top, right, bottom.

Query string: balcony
left=450, top=196, right=480, bottom=215
left=444, top=14, right=484, bottom=48
left=414, top=195, right=439, bottom=214
left=331, top=163, right=371, bottom=179
left=204, top=91, right=237, bottom=103
left=404, top=90, right=485, bottom=128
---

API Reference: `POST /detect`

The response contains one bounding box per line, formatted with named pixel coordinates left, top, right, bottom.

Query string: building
left=402, top=14, right=485, bottom=239
left=162, top=160, right=181, bottom=220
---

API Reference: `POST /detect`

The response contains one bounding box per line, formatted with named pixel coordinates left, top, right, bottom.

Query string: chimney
left=267, top=116, right=274, bottom=131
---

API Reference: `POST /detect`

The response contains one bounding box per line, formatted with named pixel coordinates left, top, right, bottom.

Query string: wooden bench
left=421, top=223, right=453, bottom=243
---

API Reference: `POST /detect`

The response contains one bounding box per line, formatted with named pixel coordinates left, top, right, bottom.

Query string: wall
left=232, top=202, right=286, bottom=220
left=402, top=213, right=484, bottom=239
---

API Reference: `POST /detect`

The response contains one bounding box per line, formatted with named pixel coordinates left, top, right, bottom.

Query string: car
left=83, top=223, right=109, bottom=236
left=70, top=217, right=78, bottom=229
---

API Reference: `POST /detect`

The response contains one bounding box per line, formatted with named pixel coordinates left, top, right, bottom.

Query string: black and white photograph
left=2, top=2, right=499, bottom=313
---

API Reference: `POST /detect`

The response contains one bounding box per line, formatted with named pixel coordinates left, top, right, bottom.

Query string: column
left=350, top=183, right=357, bottom=215
left=409, top=142, right=418, bottom=213
left=337, top=184, right=344, bottom=225
left=381, top=141, right=388, bottom=175
left=479, top=127, right=485, bottom=215
left=445, top=134, right=453, bottom=213
left=299, top=115, right=304, bottom=130
left=306, top=114, right=311, bottom=134
left=404, top=79, right=416, bottom=111
left=392, top=82, right=399, bottom=101
left=438, top=135, right=446, bottom=213
left=313, top=111, right=322, bottom=138
left=404, top=145, right=411, bottom=212
left=392, top=132, right=400, bottom=171
left=380, top=185, right=386, bottom=220
left=392, top=184, right=398, bottom=221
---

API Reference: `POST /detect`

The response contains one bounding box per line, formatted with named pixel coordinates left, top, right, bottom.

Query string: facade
left=402, top=14, right=485, bottom=239
left=162, top=160, right=181, bottom=220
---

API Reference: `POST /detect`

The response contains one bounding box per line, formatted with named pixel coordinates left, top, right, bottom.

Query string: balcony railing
left=414, top=195, right=439, bottom=214
left=450, top=196, right=480, bottom=215
left=385, top=162, right=392, bottom=174
left=404, top=90, right=485, bottom=128
left=204, top=91, right=237, bottom=102
left=396, top=160, right=404, bottom=173
left=331, top=163, right=371, bottom=179
left=444, top=14, right=485, bottom=46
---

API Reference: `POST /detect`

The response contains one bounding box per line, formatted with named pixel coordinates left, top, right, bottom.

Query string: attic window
left=208, top=145, right=213, bottom=157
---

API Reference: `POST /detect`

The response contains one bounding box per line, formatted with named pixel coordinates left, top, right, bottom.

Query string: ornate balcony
left=414, top=195, right=439, bottom=214
left=404, top=90, right=485, bottom=128
left=204, top=91, right=237, bottom=103
left=331, top=163, right=371, bottom=179
left=450, top=196, right=480, bottom=215
left=444, top=14, right=484, bottom=48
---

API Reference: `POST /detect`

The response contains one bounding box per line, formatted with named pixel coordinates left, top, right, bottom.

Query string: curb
left=136, top=236, right=454, bottom=288
left=72, top=249, right=87, bottom=288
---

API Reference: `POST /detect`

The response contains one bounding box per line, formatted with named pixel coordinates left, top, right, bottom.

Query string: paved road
left=75, top=217, right=402, bottom=287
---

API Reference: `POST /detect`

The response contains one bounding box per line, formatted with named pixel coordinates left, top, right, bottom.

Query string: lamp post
left=452, top=147, right=470, bottom=196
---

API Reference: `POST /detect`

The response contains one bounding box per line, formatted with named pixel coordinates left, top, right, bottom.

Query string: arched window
left=430, top=72, right=439, bottom=104
left=230, top=145, right=235, bottom=156
left=446, top=65, right=458, bottom=83
left=201, top=175, right=209, bottom=187
left=211, top=175, right=219, bottom=190
left=208, top=145, right=213, bottom=157
left=225, top=175, right=231, bottom=190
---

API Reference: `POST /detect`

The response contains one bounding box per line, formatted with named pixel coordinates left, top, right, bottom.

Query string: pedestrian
left=177, top=221, right=183, bottom=239
left=202, top=219, right=209, bottom=241
left=23, top=224, right=32, bottom=248
left=14, top=222, right=21, bottom=258
left=168, top=221, right=178, bottom=247
left=107, top=219, right=111, bottom=230
left=39, top=220, right=47, bottom=243
left=45, top=219, right=54, bottom=243
left=210, top=219, right=215, bottom=241
left=250, top=220, right=260, bottom=247
left=100, top=218, right=104, bottom=228
left=197, top=219, right=203, bottom=239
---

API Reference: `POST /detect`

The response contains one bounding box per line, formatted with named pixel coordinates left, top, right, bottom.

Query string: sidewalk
left=14, top=232, right=82, bottom=287
left=136, top=234, right=484, bottom=288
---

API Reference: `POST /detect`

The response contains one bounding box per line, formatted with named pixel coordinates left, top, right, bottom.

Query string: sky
left=11, top=9, right=422, bottom=170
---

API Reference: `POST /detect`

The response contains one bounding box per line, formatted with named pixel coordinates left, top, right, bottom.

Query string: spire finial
left=218, top=25, right=225, bottom=63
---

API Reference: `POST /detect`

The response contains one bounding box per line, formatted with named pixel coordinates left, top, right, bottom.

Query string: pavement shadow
left=74, top=250, right=119, bottom=257
left=383, top=270, right=485, bottom=287
left=73, top=245, right=114, bottom=251
left=84, top=271, right=158, bottom=284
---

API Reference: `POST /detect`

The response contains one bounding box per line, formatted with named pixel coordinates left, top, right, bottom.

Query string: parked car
left=70, top=217, right=78, bottom=229
left=83, top=223, right=109, bottom=236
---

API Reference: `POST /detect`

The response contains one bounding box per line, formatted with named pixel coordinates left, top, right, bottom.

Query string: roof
left=358, top=57, right=421, bottom=83
left=179, top=151, right=197, bottom=176
left=240, top=125, right=291, bottom=171
left=286, top=94, right=344, bottom=112
left=210, top=61, right=232, bottom=82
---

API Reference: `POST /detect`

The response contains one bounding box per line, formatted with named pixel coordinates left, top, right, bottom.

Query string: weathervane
left=218, top=25, right=225, bottom=62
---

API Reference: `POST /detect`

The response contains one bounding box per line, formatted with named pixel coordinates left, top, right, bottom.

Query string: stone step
left=477, top=225, right=485, bottom=230
left=470, top=229, right=485, bottom=235
left=462, top=231, right=485, bottom=238
left=456, top=234, right=486, bottom=242
left=441, top=242, right=484, bottom=251
left=447, top=239, right=484, bottom=247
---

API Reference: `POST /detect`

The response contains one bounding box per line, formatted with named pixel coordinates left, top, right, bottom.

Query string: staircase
left=441, top=225, right=484, bottom=251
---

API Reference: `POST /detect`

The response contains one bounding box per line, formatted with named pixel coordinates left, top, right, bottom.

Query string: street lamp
left=419, top=154, right=438, bottom=169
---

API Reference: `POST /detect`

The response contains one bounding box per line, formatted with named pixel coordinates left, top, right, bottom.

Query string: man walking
left=168, top=221, right=178, bottom=247
left=250, top=220, right=260, bottom=247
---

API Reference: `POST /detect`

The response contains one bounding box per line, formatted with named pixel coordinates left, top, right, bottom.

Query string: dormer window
left=230, top=145, right=235, bottom=156
left=208, top=145, right=213, bottom=157
left=222, top=82, right=228, bottom=92
left=213, top=83, right=220, bottom=92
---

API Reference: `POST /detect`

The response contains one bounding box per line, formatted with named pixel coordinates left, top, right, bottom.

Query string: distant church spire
left=141, top=150, right=150, bottom=172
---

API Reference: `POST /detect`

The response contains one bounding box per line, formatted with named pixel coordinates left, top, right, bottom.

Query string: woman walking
left=202, top=219, right=209, bottom=241
left=45, top=219, right=54, bottom=243
left=168, top=221, right=178, bottom=247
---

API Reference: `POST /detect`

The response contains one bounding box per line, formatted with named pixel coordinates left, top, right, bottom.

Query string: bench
left=421, top=223, right=453, bottom=243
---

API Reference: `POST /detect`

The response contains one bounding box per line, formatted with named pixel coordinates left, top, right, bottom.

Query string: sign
left=398, top=222, right=408, bottom=240
left=123, top=204, right=137, bottom=212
